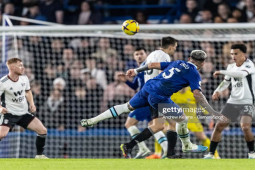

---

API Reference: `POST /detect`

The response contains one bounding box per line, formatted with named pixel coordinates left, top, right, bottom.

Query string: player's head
left=189, top=50, right=207, bottom=70
left=230, top=44, right=247, bottom=66
left=161, top=36, right=178, bottom=56
left=6, top=57, right=24, bottom=75
left=133, top=47, right=147, bottom=65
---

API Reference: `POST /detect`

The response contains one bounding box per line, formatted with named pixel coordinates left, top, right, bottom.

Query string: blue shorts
left=128, top=106, right=152, bottom=122
left=129, top=87, right=183, bottom=118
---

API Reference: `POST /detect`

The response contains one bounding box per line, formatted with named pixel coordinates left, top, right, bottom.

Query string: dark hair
left=231, top=44, right=247, bottom=53
left=135, top=47, right=146, bottom=53
left=161, top=36, right=177, bottom=49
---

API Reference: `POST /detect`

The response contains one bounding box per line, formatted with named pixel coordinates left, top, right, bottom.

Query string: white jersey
left=144, top=50, right=171, bottom=82
left=0, top=75, right=30, bottom=115
left=226, top=59, right=255, bottom=104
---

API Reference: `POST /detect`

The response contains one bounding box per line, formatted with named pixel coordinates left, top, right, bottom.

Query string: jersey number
left=162, top=67, right=180, bottom=79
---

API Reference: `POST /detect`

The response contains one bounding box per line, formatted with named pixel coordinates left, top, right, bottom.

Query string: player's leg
left=81, top=90, right=149, bottom=127
left=240, top=115, right=255, bottom=158
left=125, top=116, right=151, bottom=158
left=165, top=120, right=179, bottom=158
left=25, top=116, right=48, bottom=158
left=204, top=121, right=229, bottom=158
left=0, top=126, right=10, bottom=141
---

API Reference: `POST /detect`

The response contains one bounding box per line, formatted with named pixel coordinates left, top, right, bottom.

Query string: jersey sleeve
left=242, top=61, right=255, bottom=74
left=224, top=64, right=231, bottom=81
left=0, top=82, right=4, bottom=96
left=24, top=76, right=31, bottom=90
left=160, top=62, right=173, bottom=70
left=183, top=68, right=202, bottom=91
left=125, top=76, right=139, bottom=90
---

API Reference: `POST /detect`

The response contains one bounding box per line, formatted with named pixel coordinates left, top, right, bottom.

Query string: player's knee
left=125, top=121, right=130, bottom=129
left=215, top=123, right=228, bottom=132
left=241, top=124, right=251, bottom=133
left=39, top=126, right=47, bottom=135
left=127, top=102, right=135, bottom=111
left=0, top=133, right=7, bottom=140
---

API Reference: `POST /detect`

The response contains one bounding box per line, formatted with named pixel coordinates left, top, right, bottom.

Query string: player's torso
left=148, top=61, right=196, bottom=97
left=144, top=50, right=170, bottom=82
left=228, top=60, right=255, bottom=104
left=0, top=75, right=29, bottom=115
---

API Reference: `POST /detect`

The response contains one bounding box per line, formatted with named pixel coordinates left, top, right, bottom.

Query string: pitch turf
left=0, top=159, right=253, bottom=170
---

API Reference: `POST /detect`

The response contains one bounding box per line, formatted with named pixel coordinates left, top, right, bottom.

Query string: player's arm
left=126, top=62, right=171, bottom=77
left=212, top=79, right=231, bottom=101
left=193, top=89, right=220, bottom=116
left=25, top=90, right=36, bottom=113
left=0, top=83, right=8, bottom=114
left=213, top=70, right=253, bottom=78
left=117, top=72, right=139, bottom=90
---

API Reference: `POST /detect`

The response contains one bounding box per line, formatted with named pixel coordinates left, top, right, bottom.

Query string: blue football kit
left=129, top=60, right=201, bottom=117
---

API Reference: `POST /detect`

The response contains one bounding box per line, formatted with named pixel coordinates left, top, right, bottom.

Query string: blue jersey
left=145, top=60, right=201, bottom=97
left=125, top=72, right=145, bottom=91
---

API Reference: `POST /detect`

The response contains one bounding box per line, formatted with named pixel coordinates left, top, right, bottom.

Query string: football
left=122, top=20, right=140, bottom=35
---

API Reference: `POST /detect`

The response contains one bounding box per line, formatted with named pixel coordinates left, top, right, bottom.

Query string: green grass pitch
left=0, top=159, right=254, bottom=170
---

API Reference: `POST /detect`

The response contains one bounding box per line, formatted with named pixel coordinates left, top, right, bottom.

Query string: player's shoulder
left=147, top=50, right=170, bottom=62
left=0, top=75, right=9, bottom=84
left=243, top=59, right=255, bottom=68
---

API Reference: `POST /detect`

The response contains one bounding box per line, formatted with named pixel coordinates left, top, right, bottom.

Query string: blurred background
left=0, top=0, right=255, bottom=159
left=0, top=0, right=254, bottom=25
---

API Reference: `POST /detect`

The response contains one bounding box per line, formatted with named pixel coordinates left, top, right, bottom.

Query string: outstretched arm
left=213, top=70, right=254, bottom=78
left=193, top=89, right=220, bottom=116
left=126, top=62, right=161, bottom=77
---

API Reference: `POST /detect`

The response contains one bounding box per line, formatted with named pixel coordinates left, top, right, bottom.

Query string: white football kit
left=0, top=75, right=30, bottom=115
left=224, top=59, right=255, bottom=105
left=144, top=50, right=171, bottom=82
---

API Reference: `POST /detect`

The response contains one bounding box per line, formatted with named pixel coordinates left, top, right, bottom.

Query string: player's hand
left=0, top=107, right=8, bottom=114
left=213, top=71, right=221, bottom=78
left=30, top=104, right=36, bottom=113
left=117, top=73, right=127, bottom=82
left=212, top=92, right=220, bottom=101
left=126, top=69, right=136, bottom=77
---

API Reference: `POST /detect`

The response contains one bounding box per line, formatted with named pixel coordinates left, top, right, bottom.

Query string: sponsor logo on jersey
left=4, top=119, right=8, bottom=124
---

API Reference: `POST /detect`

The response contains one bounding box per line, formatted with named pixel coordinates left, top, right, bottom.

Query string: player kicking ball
left=81, top=50, right=223, bottom=158
left=0, top=58, right=48, bottom=159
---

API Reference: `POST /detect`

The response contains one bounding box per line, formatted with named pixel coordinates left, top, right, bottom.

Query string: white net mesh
left=0, top=23, right=255, bottom=158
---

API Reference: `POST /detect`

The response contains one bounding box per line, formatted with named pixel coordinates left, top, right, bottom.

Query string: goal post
left=0, top=18, right=255, bottom=158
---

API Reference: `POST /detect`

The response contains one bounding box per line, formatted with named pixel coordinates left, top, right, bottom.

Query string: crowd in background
left=1, top=0, right=255, bottom=25
left=4, top=36, right=255, bottom=131
left=1, top=0, right=255, bottom=132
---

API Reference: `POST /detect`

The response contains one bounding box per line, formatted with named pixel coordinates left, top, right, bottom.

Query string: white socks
left=91, top=103, right=131, bottom=124
left=154, top=131, right=168, bottom=157
left=176, top=117, right=191, bottom=147
left=127, top=126, right=150, bottom=152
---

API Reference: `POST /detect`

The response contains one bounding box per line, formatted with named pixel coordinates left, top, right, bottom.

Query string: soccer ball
left=122, top=20, right=140, bottom=35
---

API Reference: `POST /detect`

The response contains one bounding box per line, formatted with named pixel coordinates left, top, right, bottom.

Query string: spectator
left=123, top=44, right=136, bottom=70
left=215, top=3, right=231, bottom=23
left=92, top=38, right=118, bottom=62
left=25, top=4, right=46, bottom=23
left=203, top=0, right=227, bottom=17
left=179, top=13, right=192, bottom=23
left=77, top=1, right=102, bottom=25
left=232, top=8, right=247, bottom=22
left=101, top=71, right=134, bottom=112
left=183, top=0, right=199, bottom=22
left=31, top=80, right=44, bottom=113
left=195, top=9, right=213, bottom=23
left=133, top=11, right=148, bottom=24
left=40, top=88, right=65, bottom=130
left=84, top=57, right=107, bottom=90
left=237, top=0, right=255, bottom=22
left=53, top=77, right=66, bottom=91
left=40, top=0, right=64, bottom=24
left=7, top=39, right=34, bottom=68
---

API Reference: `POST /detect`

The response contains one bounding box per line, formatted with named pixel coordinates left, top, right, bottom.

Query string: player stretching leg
left=204, top=44, right=255, bottom=159
left=81, top=50, right=222, bottom=157
left=0, top=58, right=48, bottom=159
left=118, top=47, right=168, bottom=158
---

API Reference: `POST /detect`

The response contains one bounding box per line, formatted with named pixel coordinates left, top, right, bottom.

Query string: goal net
left=0, top=16, right=255, bottom=158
